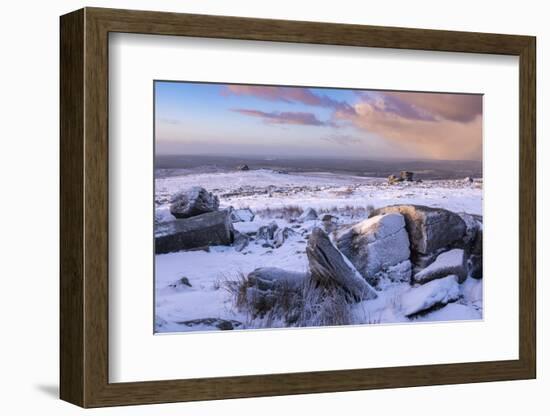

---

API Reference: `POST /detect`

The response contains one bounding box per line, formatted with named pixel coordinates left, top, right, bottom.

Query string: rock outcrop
left=413, top=248, right=467, bottom=284
left=372, top=205, right=466, bottom=256
left=307, top=228, right=378, bottom=301
left=170, top=186, right=219, bottom=219
left=336, top=213, right=412, bottom=286
left=155, top=210, right=234, bottom=254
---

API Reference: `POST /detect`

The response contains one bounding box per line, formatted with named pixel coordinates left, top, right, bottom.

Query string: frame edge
left=60, top=8, right=86, bottom=408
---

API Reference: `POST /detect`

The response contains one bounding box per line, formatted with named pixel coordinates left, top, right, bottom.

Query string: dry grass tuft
left=221, top=271, right=353, bottom=328
left=255, top=205, right=304, bottom=220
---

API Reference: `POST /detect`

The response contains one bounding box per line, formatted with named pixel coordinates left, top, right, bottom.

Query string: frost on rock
left=458, top=212, right=480, bottom=247
left=230, top=208, right=255, bottom=222
left=155, top=205, right=175, bottom=224
left=307, top=227, right=378, bottom=301
left=401, top=275, right=460, bottom=317
left=170, top=186, right=220, bottom=219
left=374, top=260, right=412, bottom=289
left=233, top=230, right=250, bottom=252
left=256, top=221, right=278, bottom=243
left=413, top=248, right=467, bottom=284
left=336, top=213, right=411, bottom=286
left=155, top=210, right=234, bottom=253
left=273, top=227, right=298, bottom=248
left=372, top=204, right=466, bottom=256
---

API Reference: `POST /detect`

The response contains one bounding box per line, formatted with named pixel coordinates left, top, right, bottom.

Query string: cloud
left=232, top=108, right=331, bottom=126
left=383, top=91, right=482, bottom=122
left=321, top=134, right=362, bottom=146
left=335, top=98, right=482, bottom=160
left=224, top=85, right=354, bottom=112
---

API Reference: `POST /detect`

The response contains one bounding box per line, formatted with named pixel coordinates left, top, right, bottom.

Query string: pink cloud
left=232, top=108, right=329, bottom=126
left=383, top=91, right=482, bottom=122
left=224, top=85, right=353, bottom=112
left=335, top=99, right=482, bottom=160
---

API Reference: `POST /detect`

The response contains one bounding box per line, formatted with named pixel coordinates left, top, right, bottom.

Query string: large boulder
left=336, top=213, right=411, bottom=285
left=170, top=186, right=219, bottom=219
left=155, top=210, right=234, bottom=254
left=307, top=228, right=377, bottom=302
left=401, top=275, right=460, bottom=317
left=372, top=205, right=466, bottom=256
left=413, top=249, right=467, bottom=284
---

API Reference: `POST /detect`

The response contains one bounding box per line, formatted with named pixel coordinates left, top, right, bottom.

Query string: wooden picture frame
left=60, top=7, right=536, bottom=408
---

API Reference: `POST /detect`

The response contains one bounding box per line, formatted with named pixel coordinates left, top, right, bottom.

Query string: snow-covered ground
left=155, top=169, right=483, bottom=333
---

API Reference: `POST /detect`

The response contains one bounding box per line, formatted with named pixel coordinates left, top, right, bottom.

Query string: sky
left=155, top=81, right=482, bottom=161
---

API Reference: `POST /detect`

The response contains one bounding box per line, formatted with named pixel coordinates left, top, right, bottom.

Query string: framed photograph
left=60, top=7, right=536, bottom=408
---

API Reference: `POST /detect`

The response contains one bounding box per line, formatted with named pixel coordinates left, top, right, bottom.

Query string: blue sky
left=154, top=81, right=482, bottom=160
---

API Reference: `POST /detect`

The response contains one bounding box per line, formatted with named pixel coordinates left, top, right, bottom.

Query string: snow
left=401, top=275, right=461, bottom=317
left=154, top=169, right=482, bottom=333
left=155, top=169, right=483, bottom=215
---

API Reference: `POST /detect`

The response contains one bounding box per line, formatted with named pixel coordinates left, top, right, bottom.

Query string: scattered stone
left=299, top=207, right=318, bottom=221
left=321, top=214, right=337, bottom=222
left=273, top=227, right=298, bottom=248
left=170, top=186, right=219, bottom=219
left=155, top=210, right=234, bottom=254
left=178, top=276, right=191, bottom=287
left=413, top=249, right=467, bottom=284
left=307, top=228, right=378, bottom=302
left=401, top=275, right=460, bottom=317
left=388, top=174, right=403, bottom=185
left=163, top=277, right=194, bottom=293
left=336, top=213, right=411, bottom=285
left=230, top=208, right=255, bottom=222
left=400, top=171, right=414, bottom=181
left=177, top=317, right=243, bottom=331
left=372, top=204, right=466, bottom=255
left=233, top=231, right=250, bottom=252
left=257, top=221, right=278, bottom=242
